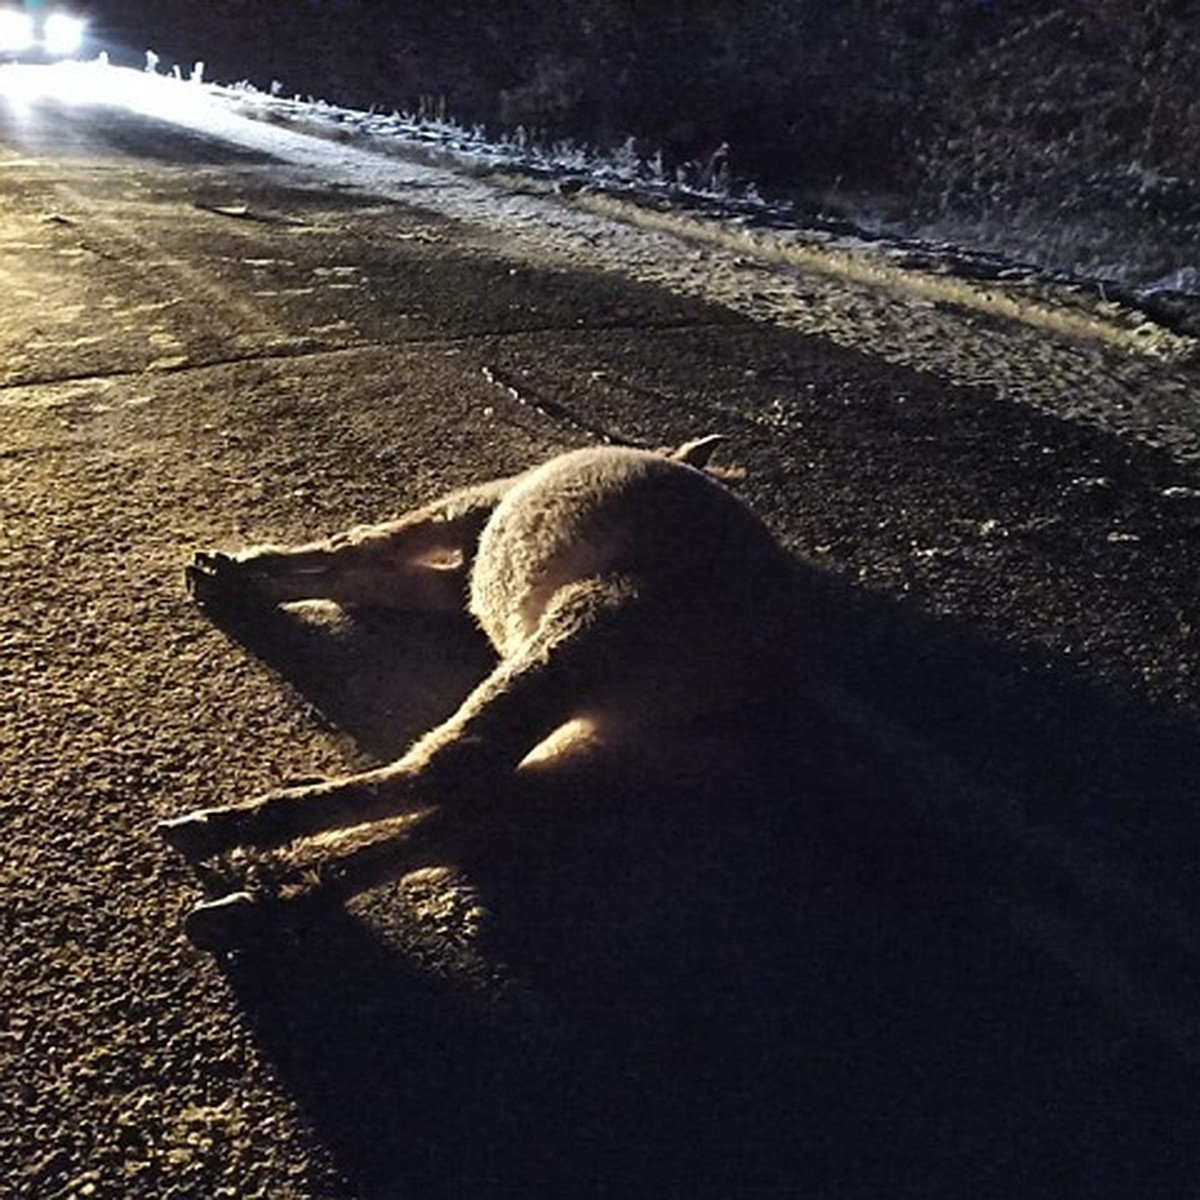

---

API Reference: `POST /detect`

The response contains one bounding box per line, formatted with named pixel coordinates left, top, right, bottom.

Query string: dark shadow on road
left=197, top=558, right=1200, bottom=1199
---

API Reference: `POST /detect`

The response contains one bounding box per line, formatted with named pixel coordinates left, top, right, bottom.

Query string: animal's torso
left=468, top=446, right=788, bottom=660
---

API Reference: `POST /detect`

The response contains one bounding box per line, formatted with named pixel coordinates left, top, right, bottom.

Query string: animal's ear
left=669, top=434, right=727, bottom=468
left=669, top=434, right=746, bottom=482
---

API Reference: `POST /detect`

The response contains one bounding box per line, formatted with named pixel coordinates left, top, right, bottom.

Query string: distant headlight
left=0, top=10, right=35, bottom=54
left=44, top=12, right=85, bottom=57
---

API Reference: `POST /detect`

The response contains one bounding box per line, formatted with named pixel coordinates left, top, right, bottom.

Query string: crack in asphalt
left=0, top=320, right=740, bottom=399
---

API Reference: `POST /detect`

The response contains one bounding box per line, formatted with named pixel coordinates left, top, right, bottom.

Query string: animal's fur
left=159, top=438, right=794, bottom=949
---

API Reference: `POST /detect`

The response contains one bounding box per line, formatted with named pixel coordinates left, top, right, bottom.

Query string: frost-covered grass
left=203, top=70, right=1200, bottom=347
left=908, top=202, right=1200, bottom=299
left=217, top=79, right=771, bottom=219
left=22, top=48, right=1192, bottom=346
left=93, top=2, right=1200, bottom=325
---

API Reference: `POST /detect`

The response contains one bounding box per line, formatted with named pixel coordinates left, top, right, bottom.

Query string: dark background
left=86, top=1, right=1200, bottom=246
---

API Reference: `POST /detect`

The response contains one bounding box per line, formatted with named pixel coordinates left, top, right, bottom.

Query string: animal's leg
left=159, top=576, right=637, bottom=861
left=187, top=475, right=515, bottom=611
left=178, top=807, right=457, bottom=951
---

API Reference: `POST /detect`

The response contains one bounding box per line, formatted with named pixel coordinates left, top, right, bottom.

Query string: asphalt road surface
left=3, top=71, right=1200, bottom=1199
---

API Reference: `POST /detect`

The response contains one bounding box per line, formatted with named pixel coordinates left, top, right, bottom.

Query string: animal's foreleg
left=186, top=476, right=515, bottom=611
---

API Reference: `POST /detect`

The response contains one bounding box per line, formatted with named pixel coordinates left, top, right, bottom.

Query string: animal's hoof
left=183, top=890, right=331, bottom=952
left=184, top=551, right=237, bottom=605
left=158, top=808, right=237, bottom=862
left=183, top=891, right=264, bottom=952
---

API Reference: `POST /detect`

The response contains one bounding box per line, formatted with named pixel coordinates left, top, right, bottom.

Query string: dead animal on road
left=159, top=437, right=796, bottom=949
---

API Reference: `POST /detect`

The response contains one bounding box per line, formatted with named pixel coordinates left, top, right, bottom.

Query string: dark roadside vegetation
left=96, top=0, right=1200, bottom=293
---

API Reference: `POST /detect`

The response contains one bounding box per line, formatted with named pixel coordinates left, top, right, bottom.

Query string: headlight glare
left=44, top=13, right=86, bottom=57
left=0, top=10, right=35, bottom=53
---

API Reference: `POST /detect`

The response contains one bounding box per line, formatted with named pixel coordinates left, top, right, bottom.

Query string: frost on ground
left=9, top=60, right=1199, bottom=462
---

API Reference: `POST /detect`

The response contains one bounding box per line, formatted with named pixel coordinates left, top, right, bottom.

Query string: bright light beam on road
left=0, top=59, right=226, bottom=126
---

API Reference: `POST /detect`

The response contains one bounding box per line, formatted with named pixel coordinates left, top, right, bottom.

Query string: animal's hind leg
left=187, top=475, right=515, bottom=611
left=159, top=576, right=637, bottom=863
left=177, top=805, right=459, bottom=951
